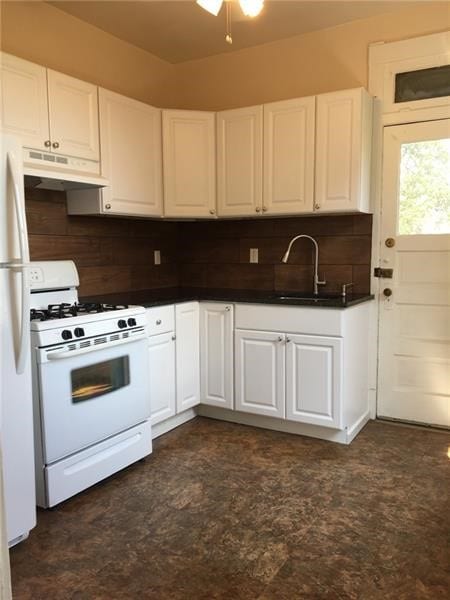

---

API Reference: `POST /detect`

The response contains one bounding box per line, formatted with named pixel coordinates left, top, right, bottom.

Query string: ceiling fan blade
left=196, top=0, right=224, bottom=17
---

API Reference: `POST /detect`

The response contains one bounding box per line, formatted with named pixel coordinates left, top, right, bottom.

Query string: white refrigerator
left=0, top=134, right=36, bottom=546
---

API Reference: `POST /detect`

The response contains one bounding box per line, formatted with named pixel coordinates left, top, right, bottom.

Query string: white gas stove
left=29, top=261, right=152, bottom=508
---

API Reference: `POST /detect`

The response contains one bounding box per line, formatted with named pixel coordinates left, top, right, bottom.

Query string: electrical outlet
left=154, top=250, right=161, bottom=265
left=29, top=267, right=44, bottom=284
left=249, top=248, right=259, bottom=264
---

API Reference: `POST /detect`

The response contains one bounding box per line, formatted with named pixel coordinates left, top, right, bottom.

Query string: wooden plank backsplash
left=25, top=188, right=372, bottom=296
left=25, top=188, right=179, bottom=296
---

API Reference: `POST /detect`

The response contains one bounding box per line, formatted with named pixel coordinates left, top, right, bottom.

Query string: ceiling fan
left=197, top=0, right=265, bottom=18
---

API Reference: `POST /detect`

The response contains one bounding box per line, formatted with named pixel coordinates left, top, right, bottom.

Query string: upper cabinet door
left=0, top=53, right=49, bottom=151
left=163, top=110, right=216, bottom=218
left=263, top=97, right=315, bottom=215
left=217, top=105, right=263, bottom=217
left=47, top=70, right=99, bottom=161
left=315, top=88, right=372, bottom=213
left=99, top=89, right=162, bottom=217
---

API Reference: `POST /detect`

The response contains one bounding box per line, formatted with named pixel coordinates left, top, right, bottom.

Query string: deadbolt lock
left=385, top=238, right=395, bottom=248
left=383, top=288, right=393, bottom=297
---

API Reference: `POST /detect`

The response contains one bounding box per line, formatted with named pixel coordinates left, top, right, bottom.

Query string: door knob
left=383, top=288, right=392, bottom=297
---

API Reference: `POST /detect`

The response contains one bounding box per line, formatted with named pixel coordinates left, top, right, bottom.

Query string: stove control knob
left=74, top=327, right=85, bottom=338
left=127, top=318, right=136, bottom=327
left=118, top=319, right=127, bottom=329
left=61, top=330, right=72, bottom=340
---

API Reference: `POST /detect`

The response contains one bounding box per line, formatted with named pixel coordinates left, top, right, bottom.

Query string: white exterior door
left=0, top=52, right=49, bottom=151
left=217, top=105, right=263, bottom=217
left=47, top=69, right=100, bottom=161
left=163, top=110, right=216, bottom=218
left=235, top=329, right=285, bottom=418
left=286, top=334, right=342, bottom=428
left=200, top=303, right=233, bottom=409
left=263, top=96, right=315, bottom=215
left=99, top=88, right=162, bottom=217
left=378, top=119, right=450, bottom=427
left=175, top=302, right=200, bottom=412
left=148, top=332, right=176, bottom=426
left=315, top=88, right=372, bottom=213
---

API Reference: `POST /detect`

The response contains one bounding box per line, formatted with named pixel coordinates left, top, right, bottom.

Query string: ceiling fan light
left=238, top=0, right=264, bottom=17
left=196, top=0, right=224, bottom=17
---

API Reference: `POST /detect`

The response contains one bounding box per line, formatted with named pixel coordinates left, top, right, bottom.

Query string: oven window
left=71, top=356, right=130, bottom=403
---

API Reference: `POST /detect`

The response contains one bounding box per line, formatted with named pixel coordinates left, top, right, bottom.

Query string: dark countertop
left=81, top=287, right=374, bottom=309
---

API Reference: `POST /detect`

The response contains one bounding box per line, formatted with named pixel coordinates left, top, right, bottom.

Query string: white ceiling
left=49, top=1, right=426, bottom=64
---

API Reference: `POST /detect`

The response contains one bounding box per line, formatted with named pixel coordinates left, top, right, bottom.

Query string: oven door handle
left=46, top=335, right=145, bottom=361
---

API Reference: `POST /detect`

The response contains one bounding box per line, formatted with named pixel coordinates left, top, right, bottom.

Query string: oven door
left=37, top=336, right=150, bottom=464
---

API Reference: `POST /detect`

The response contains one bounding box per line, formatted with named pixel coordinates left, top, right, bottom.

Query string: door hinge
left=374, top=267, right=393, bottom=278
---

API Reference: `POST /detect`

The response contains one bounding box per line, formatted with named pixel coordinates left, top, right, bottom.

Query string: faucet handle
left=341, top=282, right=354, bottom=298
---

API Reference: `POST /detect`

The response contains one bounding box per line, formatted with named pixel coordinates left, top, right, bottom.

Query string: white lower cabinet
left=200, top=303, right=234, bottom=409
left=148, top=332, right=176, bottom=426
left=286, top=334, right=342, bottom=428
left=235, top=329, right=285, bottom=418
left=175, top=302, right=200, bottom=412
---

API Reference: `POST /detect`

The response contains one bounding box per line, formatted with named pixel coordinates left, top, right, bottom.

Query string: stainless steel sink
left=273, top=295, right=339, bottom=302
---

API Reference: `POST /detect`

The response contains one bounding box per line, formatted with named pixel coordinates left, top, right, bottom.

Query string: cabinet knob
left=314, top=203, right=321, bottom=210
left=156, top=319, right=162, bottom=325
left=286, top=338, right=291, bottom=343
left=383, top=288, right=392, bottom=297
left=255, top=207, right=261, bottom=213
left=209, top=209, right=216, bottom=215
left=278, top=336, right=284, bottom=342
left=44, top=140, right=51, bottom=148
left=105, top=204, right=111, bottom=210
left=171, top=334, right=176, bottom=341
left=225, top=306, right=231, bottom=312
left=52, top=141, right=60, bottom=149
left=262, top=206, right=268, bottom=213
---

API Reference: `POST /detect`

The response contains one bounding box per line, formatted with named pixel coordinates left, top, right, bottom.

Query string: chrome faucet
left=281, top=234, right=326, bottom=295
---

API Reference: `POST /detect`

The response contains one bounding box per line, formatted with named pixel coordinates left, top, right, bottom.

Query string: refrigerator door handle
left=7, top=151, right=30, bottom=375
left=7, top=151, right=29, bottom=264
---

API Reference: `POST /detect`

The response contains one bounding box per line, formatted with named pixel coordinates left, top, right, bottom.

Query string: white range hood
left=23, top=148, right=109, bottom=191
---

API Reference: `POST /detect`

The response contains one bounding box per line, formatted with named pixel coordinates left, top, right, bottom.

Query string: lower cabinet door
left=200, top=303, right=234, bottom=409
left=176, top=302, right=200, bottom=412
left=286, top=334, right=342, bottom=428
left=148, top=332, right=176, bottom=425
left=235, top=329, right=285, bottom=418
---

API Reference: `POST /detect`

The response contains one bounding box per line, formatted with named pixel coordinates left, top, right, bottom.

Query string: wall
left=25, top=188, right=179, bottom=297
left=179, top=214, right=372, bottom=294
left=175, top=2, right=450, bottom=110
left=0, top=1, right=176, bottom=107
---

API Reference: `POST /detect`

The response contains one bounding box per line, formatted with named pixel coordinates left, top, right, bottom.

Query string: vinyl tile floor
left=10, top=417, right=450, bottom=600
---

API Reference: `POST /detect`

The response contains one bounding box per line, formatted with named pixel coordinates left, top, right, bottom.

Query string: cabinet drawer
left=235, top=303, right=343, bottom=336
left=146, top=305, right=175, bottom=336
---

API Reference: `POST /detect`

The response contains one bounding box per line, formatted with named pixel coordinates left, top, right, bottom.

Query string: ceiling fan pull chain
left=225, top=1, right=233, bottom=44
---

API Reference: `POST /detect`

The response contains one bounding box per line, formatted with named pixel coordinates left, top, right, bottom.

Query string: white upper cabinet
left=47, top=70, right=99, bottom=161
left=217, top=105, right=263, bottom=217
left=99, top=88, right=162, bottom=217
left=263, top=96, right=315, bottom=215
left=0, top=53, right=99, bottom=162
left=315, top=87, right=372, bottom=213
left=0, top=53, right=49, bottom=151
left=163, top=110, right=216, bottom=218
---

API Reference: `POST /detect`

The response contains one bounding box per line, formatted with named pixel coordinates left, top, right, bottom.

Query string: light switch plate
left=154, top=250, right=161, bottom=265
left=249, top=248, right=259, bottom=264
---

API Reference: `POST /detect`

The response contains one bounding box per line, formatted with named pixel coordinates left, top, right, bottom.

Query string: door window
left=398, top=137, right=450, bottom=235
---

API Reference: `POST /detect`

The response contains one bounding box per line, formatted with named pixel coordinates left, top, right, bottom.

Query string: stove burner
left=30, top=302, right=130, bottom=322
